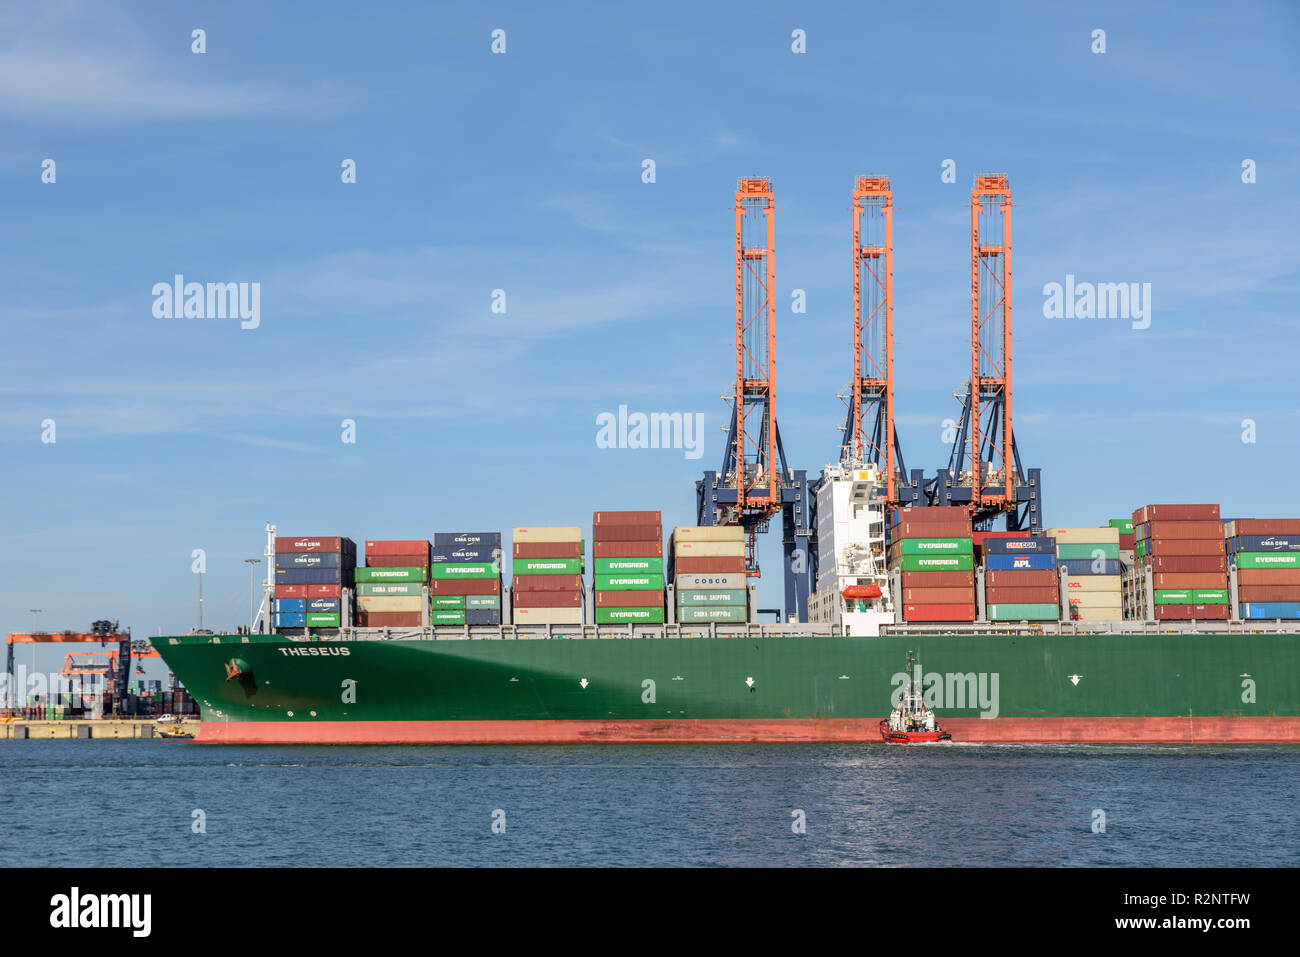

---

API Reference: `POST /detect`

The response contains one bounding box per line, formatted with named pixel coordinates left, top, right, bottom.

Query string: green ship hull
left=154, top=632, right=1300, bottom=744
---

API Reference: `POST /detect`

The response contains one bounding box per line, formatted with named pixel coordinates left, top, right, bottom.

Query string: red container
left=1154, top=604, right=1230, bottom=621
left=1237, top=569, right=1300, bottom=585
left=275, top=585, right=307, bottom=598
left=306, top=584, right=342, bottom=598
left=901, top=570, right=975, bottom=588
left=972, top=530, right=1034, bottom=547
left=511, top=590, right=581, bottom=608
left=897, top=520, right=973, bottom=540
left=1237, top=585, right=1300, bottom=602
left=902, top=586, right=975, bottom=604
left=592, top=510, right=662, bottom=526
left=986, top=585, right=1059, bottom=603
left=898, top=506, right=971, bottom=518
left=515, top=541, right=583, bottom=558
left=511, top=574, right=582, bottom=592
left=903, top=603, right=975, bottom=622
left=1147, top=555, right=1227, bottom=572
left=1144, top=520, right=1224, bottom=540
left=1119, top=533, right=1136, bottom=550
left=366, top=556, right=431, bottom=570
left=592, top=524, right=662, bottom=543
left=1143, top=539, right=1225, bottom=557
left=275, top=536, right=345, bottom=553
left=1229, top=519, right=1300, bottom=535
left=365, top=540, right=430, bottom=556
left=356, top=611, right=423, bottom=627
left=673, top=556, right=746, bottom=574
left=593, top=540, right=663, bottom=558
left=1152, top=572, right=1228, bottom=589
left=1133, top=504, right=1221, bottom=524
left=985, top=569, right=1056, bottom=588
left=430, top=578, right=500, bottom=595
left=593, top=590, right=665, bottom=607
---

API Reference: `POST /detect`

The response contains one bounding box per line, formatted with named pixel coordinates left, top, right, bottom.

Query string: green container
left=1136, top=539, right=1147, bottom=558
left=677, top=605, right=747, bottom=623
left=466, top=595, right=501, bottom=610
left=433, top=562, right=499, bottom=580
left=512, top=558, right=583, bottom=576
left=594, top=573, right=665, bottom=591
left=677, top=589, right=747, bottom=606
left=595, top=607, right=666, bottom=624
left=1235, top=553, right=1300, bottom=569
left=1109, top=519, right=1134, bottom=533
left=1192, top=589, right=1230, bottom=604
left=898, top=554, right=975, bottom=572
left=1056, top=543, right=1119, bottom=560
left=432, top=595, right=466, bottom=609
left=899, top=537, right=974, bottom=555
left=356, top=567, right=427, bottom=583
left=593, top=557, right=664, bottom=575
left=306, top=613, right=341, bottom=627
left=986, top=603, right=1059, bottom=621
left=431, top=610, right=466, bottom=625
left=1155, top=589, right=1195, bottom=604
left=357, top=582, right=423, bottom=597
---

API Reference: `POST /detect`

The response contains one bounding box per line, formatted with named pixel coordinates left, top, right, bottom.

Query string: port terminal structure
left=696, top=175, right=1042, bottom=621
left=2, top=621, right=160, bottom=717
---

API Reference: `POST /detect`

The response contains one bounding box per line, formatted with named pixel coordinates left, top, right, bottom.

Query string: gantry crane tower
left=696, top=177, right=813, bottom=619
left=933, top=175, right=1042, bottom=530
left=3, top=620, right=157, bottom=717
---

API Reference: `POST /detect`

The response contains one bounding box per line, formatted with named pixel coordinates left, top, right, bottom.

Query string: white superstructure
left=807, top=463, right=894, bottom=636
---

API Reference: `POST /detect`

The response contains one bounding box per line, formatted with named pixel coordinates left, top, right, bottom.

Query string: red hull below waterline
left=192, top=716, right=1300, bottom=746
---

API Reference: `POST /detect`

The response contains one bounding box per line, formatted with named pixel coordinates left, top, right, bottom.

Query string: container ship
left=151, top=175, right=1300, bottom=744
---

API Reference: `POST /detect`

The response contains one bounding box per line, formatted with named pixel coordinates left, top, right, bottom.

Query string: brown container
left=1228, top=519, right=1300, bottom=536
left=986, top=585, right=1059, bottom=603
left=594, top=540, right=663, bottom=558
left=356, top=611, right=423, bottom=627
left=901, top=570, right=975, bottom=588
left=511, top=590, right=581, bottom=608
left=1133, top=504, right=1221, bottom=523
left=275, top=536, right=345, bottom=553
left=985, top=569, right=1056, bottom=588
left=1237, top=585, right=1300, bottom=602
left=1147, top=555, right=1227, bottom=572
left=1152, top=572, right=1228, bottom=589
left=512, top=574, right=582, bottom=592
left=1154, top=604, right=1230, bottom=620
left=1142, top=539, right=1225, bottom=557
left=1119, top=533, right=1136, bottom=550
left=366, top=555, right=430, bottom=569
left=592, top=524, right=662, bottom=543
left=514, top=541, right=582, bottom=559
left=673, top=556, right=747, bottom=574
left=897, top=519, right=972, bottom=540
left=365, top=540, right=431, bottom=557
left=897, top=506, right=972, bottom=518
left=1144, top=520, right=1224, bottom=540
left=1236, top=569, right=1300, bottom=586
left=594, top=590, right=665, bottom=608
left=592, top=510, right=662, bottom=526
left=902, top=586, right=975, bottom=604
left=430, top=578, right=501, bottom=595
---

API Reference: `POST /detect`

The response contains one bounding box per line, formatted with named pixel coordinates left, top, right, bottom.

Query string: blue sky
left=2, top=1, right=1299, bottom=671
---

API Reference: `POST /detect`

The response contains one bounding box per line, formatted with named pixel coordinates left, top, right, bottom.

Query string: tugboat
left=880, top=652, right=952, bottom=743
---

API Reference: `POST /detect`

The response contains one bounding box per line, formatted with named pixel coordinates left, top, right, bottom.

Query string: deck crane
left=932, top=175, right=1042, bottom=530
left=696, top=177, right=814, bottom=621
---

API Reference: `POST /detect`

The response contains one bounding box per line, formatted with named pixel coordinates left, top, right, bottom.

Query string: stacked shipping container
left=591, top=511, right=665, bottom=624
left=890, top=507, right=975, bottom=622
left=273, top=536, right=355, bottom=629
left=668, top=527, right=748, bottom=622
left=1133, top=504, right=1228, bottom=620
left=512, top=527, right=583, bottom=625
left=982, top=534, right=1060, bottom=621
left=431, top=532, right=503, bottom=625
left=1226, top=519, right=1300, bottom=619
left=1048, top=526, right=1122, bottom=621
left=357, top=540, right=430, bottom=628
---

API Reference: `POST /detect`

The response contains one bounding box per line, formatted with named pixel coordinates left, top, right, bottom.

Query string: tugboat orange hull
left=879, top=719, right=952, bottom=744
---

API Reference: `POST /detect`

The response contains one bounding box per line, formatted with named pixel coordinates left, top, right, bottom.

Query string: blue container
left=434, top=532, right=502, bottom=547
left=276, top=551, right=342, bottom=569
left=1229, top=535, right=1300, bottom=553
left=1240, top=602, right=1300, bottom=619
left=467, top=608, right=503, bottom=625
left=431, top=544, right=502, bottom=564
left=275, top=567, right=351, bottom=585
left=985, top=553, right=1056, bottom=571
left=982, top=537, right=1056, bottom=555
left=308, top=597, right=341, bottom=613
left=274, top=598, right=306, bottom=613
left=1057, top=558, right=1121, bottom=576
left=274, top=612, right=307, bottom=628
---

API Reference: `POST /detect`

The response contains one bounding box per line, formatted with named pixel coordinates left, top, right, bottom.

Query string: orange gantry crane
left=4, top=620, right=158, bottom=717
